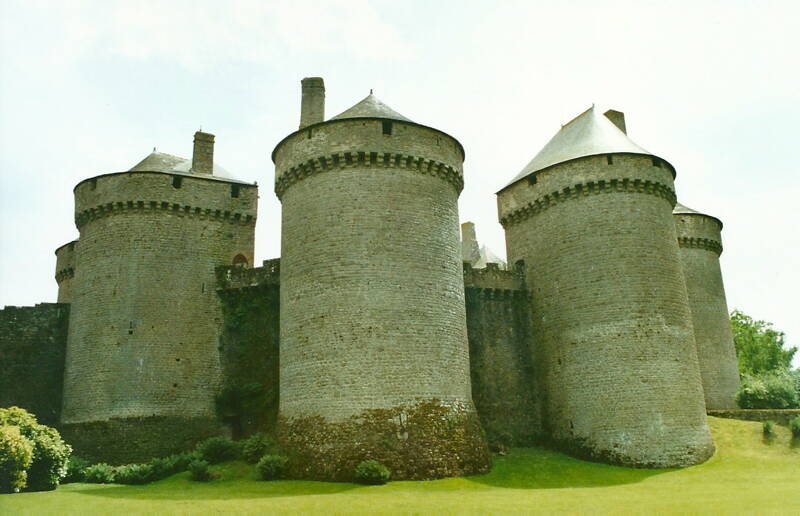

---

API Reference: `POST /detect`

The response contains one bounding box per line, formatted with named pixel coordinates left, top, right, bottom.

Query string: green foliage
left=790, top=417, right=800, bottom=439
left=148, top=452, right=196, bottom=480
left=241, top=433, right=274, bottom=464
left=736, top=373, right=800, bottom=409
left=762, top=420, right=775, bottom=437
left=256, top=454, right=288, bottom=480
left=83, top=463, right=115, bottom=484
left=731, top=310, right=796, bottom=376
left=196, top=436, right=240, bottom=464
left=188, top=459, right=213, bottom=482
left=354, top=459, right=391, bottom=485
left=62, top=456, right=89, bottom=484
left=114, top=463, right=156, bottom=485
left=0, top=407, right=71, bottom=492
left=0, top=425, right=33, bottom=493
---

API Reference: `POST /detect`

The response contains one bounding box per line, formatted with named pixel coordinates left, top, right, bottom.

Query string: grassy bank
left=2, top=417, right=798, bottom=514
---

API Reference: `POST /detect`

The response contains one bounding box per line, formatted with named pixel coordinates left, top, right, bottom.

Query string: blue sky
left=1, top=0, right=798, bottom=366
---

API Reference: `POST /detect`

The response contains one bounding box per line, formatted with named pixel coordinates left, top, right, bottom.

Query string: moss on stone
left=277, top=399, right=490, bottom=481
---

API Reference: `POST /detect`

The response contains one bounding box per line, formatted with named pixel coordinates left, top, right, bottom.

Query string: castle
left=0, top=78, right=740, bottom=480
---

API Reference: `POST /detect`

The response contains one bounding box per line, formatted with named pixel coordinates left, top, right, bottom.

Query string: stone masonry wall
left=498, top=153, right=714, bottom=468
left=675, top=212, right=740, bottom=409
left=0, top=303, right=69, bottom=426
left=216, top=259, right=281, bottom=438
left=464, top=263, right=540, bottom=446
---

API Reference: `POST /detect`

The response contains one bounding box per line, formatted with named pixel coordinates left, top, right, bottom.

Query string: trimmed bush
left=114, top=463, right=156, bottom=485
left=196, top=436, right=239, bottom=464
left=354, top=460, right=391, bottom=485
left=256, top=454, right=288, bottom=480
left=62, top=456, right=90, bottom=484
left=790, top=416, right=800, bottom=438
left=0, top=425, right=34, bottom=493
left=83, top=463, right=115, bottom=484
left=188, top=459, right=213, bottom=482
left=0, top=407, right=71, bottom=492
left=736, top=374, right=800, bottom=409
left=241, top=433, right=274, bottom=464
left=762, top=420, right=775, bottom=437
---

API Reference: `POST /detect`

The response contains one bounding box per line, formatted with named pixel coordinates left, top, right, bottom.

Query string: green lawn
left=2, top=417, right=798, bottom=515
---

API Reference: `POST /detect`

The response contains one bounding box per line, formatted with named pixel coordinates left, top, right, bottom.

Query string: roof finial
left=153, top=146, right=156, bottom=153
left=370, top=88, right=373, bottom=95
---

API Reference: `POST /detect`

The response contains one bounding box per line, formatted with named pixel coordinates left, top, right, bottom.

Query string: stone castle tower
left=496, top=107, right=715, bottom=467
left=272, top=78, right=489, bottom=479
left=57, top=133, right=258, bottom=458
left=674, top=203, right=740, bottom=409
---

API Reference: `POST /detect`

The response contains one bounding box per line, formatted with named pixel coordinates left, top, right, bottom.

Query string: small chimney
left=460, top=222, right=481, bottom=265
left=604, top=109, right=627, bottom=134
left=300, top=77, right=325, bottom=129
left=192, top=131, right=215, bottom=175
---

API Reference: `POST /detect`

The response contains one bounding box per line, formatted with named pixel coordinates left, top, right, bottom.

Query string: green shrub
left=790, top=416, right=800, bottom=438
left=62, top=456, right=90, bottom=484
left=354, top=459, right=391, bottom=485
left=196, top=436, right=239, bottom=464
left=241, top=433, right=274, bottom=464
left=0, top=425, right=34, bottom=493
left=188, top=459, right=213, bottom=482
left=83, top=463, right=115, bottom=484
left=762, top=420, right=775, bottom=437
left=114, top=463, right=156, bottom=485
left=736, top=373, right=800, bottom=409
left=0, top=407, right=71, bottom=492
left=256, top=454, right=288, bottom=480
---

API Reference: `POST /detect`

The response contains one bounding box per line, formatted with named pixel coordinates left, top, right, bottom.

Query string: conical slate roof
left=128, top=151, right=243, bottom=182
left=673, top=201, right=723, bottom=227
left=501, top=106, right=667, bottom=190
left=331, top=93, right=412, bottom=122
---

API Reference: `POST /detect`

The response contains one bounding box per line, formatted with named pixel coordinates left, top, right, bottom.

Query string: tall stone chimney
left=461, top=222, right=481, bottom=265
left=300, top=77, right=325, bottom=129
left=192, top=131, right=215, bottom=175
left=604, top=109, right=627, bottom=134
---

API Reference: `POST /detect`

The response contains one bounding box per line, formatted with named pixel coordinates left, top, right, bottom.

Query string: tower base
left=59, top=415, right=228, bottom=464
left=276, top=399, right=491, bottom=481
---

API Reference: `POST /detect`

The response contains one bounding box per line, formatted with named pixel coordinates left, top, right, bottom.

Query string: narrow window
left=307, top=129, right=312, bottom=139
left=172, top=176, right=182, bottom=188
left=128, top=321, right=134, bottom=335
left=652, top=157, right=661, bottom=168
left=233, top=254, right=248, bottom=266
left=606, top=155, right=613, bottom=165
left=231, top=184, right=240, bottom=198
left=527, top=175, right=537, bottom=185
left=382, top=121, right=393, bottom=135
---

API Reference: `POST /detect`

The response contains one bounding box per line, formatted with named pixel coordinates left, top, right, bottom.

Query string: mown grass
left=2, top=417, right=798, bottom=515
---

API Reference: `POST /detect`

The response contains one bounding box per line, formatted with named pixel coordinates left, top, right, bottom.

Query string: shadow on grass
left=468, top=446, right=673, bottom=490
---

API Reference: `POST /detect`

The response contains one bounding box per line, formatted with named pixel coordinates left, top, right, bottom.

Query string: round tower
left=273, top=79, right=489, bottom=481
left=496, top=108, right=714, bottom=468
left=60, top=132, right=258, bottom=463
left=673, top=202, right=739, bottom=409
left=55, top=240, right=78, bottom=304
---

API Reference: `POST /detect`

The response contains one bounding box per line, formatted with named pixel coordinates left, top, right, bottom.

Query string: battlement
left=463, top=261, right=527, bottom=293
left=217, top=258, right=281, bottom=290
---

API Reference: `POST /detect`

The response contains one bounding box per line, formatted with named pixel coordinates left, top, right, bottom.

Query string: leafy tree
left=730, top=310, right=797, bottom=376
